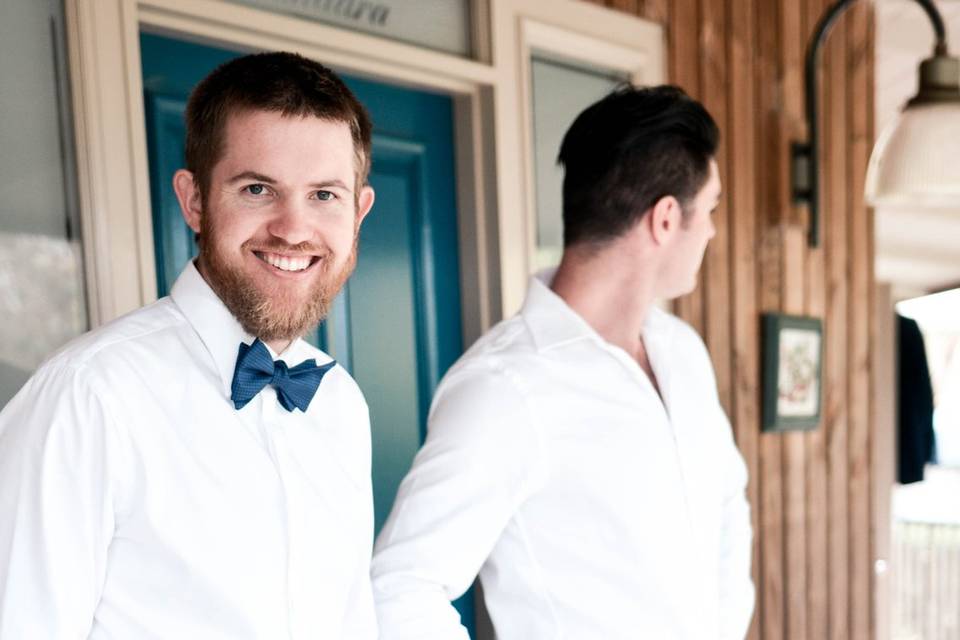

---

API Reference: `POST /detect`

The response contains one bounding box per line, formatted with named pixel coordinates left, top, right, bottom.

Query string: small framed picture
left=761, top=313, right=823, bottom=432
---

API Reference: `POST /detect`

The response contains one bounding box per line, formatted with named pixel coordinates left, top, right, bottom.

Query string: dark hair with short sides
left=184, top=51, right=372, bottom=203
left=558, top=84, right=719, bottom=248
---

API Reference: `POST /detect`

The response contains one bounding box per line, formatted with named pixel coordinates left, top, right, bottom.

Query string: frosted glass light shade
left=865, top=102, right=960, bottom=208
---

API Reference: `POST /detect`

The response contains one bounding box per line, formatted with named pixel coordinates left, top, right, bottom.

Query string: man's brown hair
left=184, top=51, right=372, bottom=203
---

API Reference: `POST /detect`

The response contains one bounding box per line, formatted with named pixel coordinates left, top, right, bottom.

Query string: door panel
left=140, top=32, right=473, bottom=633
left=144, top=94, right=192, bottom=296
left=351, top=136, right=427, bottom=532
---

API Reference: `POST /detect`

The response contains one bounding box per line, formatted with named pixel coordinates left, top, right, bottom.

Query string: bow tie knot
left=230, top=339, right=335, bottom=412
left=270, top=360, right=288, bottom=387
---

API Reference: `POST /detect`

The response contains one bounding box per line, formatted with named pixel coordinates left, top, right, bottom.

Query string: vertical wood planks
left=782, top=223, right=808, bottom=640
left=638, top=0, right=668, bottom=25
left=669, top=0, right=706, bottom=335
left=727, top=0, right=761, bottom=635
left=824, top=5, right=851, bottom=638
left=699, top=0, right=732, bottom=415
left=846, top=3, right=873, bottom=638
left=755, top=2, right=784, bottom=638
left=779, top=2, right=808, bottom=639
left=594, top=2, right=877, bottom=638
left=803, top=1, right=831, bottom=638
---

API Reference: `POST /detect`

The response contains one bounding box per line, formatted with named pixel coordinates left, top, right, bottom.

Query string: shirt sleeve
left=0, top=361, right=121, bottom=639
left=680, top=320, right=755, bottom=639
left=716, top=409, right=755, bottom=640
left=370, top=361, right=546, bottom=640
left=341, top=402, right=379, bottom=640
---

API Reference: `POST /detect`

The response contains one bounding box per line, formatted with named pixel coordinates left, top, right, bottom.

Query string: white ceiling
left=875, top=0, right=960, bottom=300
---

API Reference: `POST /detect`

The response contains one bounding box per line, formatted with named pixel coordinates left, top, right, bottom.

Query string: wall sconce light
left=791, top=0, right=960, bottom=247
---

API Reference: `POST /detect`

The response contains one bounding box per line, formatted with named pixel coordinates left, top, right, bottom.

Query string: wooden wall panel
left=595, top=0, right=877, bottom=638
left=666, top=0, right=705, bottom=336
left=782, top=223, right=808, bottom=640
left=700, top=0, right=732, bottom=414
left=804, top=0, right=831, bottom=636
left=847, top=4, right=873, bottom=639
left=758, top=224, right=786, bottom=640
left=727, top=0, right=760, bottom=636
left=778, top=1, right=808, bottom=638
left=755, top=2, right=785, bottom=639
left=825, top=8, right=851, bottom=640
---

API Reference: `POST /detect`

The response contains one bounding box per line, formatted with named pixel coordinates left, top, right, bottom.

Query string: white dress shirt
left=0, top=262, right=377, bottom=639
left=371, top=273, right=754, bottom=639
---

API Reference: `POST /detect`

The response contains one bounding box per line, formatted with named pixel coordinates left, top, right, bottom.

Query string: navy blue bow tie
left=230, top=339, right=335, bottom=412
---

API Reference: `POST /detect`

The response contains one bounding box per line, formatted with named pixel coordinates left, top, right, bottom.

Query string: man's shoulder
left=0, top=299, right=188, bottom=434
left=40, top=298, right=187, bottom=376
left=448, top=314, right=539, bottom=377
left=427, top=314, right=550, bottom=416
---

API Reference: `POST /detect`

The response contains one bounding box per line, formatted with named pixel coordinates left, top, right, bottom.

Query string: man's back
left=372, top=274, right=753, bottom=639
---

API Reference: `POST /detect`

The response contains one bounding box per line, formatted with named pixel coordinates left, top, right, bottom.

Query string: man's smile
left=253, top=250, right=321, bottom=273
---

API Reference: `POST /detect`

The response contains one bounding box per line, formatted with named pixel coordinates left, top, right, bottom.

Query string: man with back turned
left=371, top=85, right=755, bottom=639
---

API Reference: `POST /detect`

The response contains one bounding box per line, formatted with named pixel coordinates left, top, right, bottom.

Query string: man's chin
left=202, top=247, right=355, bottom=342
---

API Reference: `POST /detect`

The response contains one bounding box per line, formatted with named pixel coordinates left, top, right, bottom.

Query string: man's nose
left=266, top=198, right=314, bottom=246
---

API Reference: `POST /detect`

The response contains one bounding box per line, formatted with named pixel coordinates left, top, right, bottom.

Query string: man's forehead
left=215, top=110, right=357, bottom=175
left=221, top=109, right=352, bottom=141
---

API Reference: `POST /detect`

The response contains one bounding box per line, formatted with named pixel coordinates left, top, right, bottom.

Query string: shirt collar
left=169, top=261, right=324, bottom=396
left=520, top=268, right=676, bottom=353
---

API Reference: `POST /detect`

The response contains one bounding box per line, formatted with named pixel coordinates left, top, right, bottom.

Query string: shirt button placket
left=260, top=394, right=297, bottom=640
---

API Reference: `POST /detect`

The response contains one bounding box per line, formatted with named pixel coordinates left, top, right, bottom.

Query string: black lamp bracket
left=790, top=0, right=948, bottom=247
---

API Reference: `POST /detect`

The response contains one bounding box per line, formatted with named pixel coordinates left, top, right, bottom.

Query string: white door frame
left=64, top=0, right=663, bottom=341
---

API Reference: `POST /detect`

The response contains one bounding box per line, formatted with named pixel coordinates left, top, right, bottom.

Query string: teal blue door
left=140, top=33, right=473, bottom=632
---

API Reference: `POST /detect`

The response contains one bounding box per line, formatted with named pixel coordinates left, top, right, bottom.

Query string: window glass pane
left=0, top=0, right=87, bottom=406
left=225, top=0, right=472, bottom=57
left=530, top=56, right=624, bottom=269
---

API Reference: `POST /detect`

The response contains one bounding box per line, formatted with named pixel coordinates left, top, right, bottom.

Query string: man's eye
left=245, top=184, right=268, bottom=196
left=316, top=190, right=335, bottom=202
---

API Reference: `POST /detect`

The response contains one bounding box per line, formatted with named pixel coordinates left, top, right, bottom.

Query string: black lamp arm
left=791, top=0, right=948, bottom=247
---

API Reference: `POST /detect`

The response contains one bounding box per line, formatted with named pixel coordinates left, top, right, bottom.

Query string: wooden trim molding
left=65, top=0, right=156, bottom=324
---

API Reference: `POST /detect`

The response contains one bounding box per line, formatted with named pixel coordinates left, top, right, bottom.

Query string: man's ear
left=649, top=195, right=682, bottom=246
left=356, top=185, right=375, bottom=226
left=173, top=169, right=203, bottom=234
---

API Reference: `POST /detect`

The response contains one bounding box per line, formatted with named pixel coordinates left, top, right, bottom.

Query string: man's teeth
left=260, top=253, right=311, bottom=272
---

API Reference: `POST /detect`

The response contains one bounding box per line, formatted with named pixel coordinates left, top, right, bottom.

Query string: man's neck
left=549, top=247, right=657, bottom=362
left=265, top=337, right=294, bottom=356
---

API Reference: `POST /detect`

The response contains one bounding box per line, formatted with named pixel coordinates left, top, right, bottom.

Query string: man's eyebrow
left=310, top=179, right=352, bottom=192
left=227, top=171, right=276, bottom=184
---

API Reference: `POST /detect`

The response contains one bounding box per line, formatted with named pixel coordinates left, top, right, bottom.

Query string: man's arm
left=682, top=323, right=755, bottom=639
left=370, top=362, right=545, bottom=640
left=716, top=412, right=755, bottom=640
left=0, top=363, right=119, bottom=638
left=341, top=513, right=379, bottom=639
left=342, top=405, right=378, bottom=639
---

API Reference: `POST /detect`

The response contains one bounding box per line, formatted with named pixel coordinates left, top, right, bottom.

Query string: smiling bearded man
left=184, top=109, right=366, bottom=346
left=0, top=53, right=379, bottom=639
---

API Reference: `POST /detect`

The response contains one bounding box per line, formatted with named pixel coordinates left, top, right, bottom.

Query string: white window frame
left=65, top=0, right=662, bottom=340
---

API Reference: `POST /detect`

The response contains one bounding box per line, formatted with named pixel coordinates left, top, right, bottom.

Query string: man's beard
left=198, top=221, right=357, bottom=343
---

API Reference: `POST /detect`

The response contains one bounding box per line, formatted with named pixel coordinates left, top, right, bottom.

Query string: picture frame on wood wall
left=762, top=313, right=823, bottom=432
